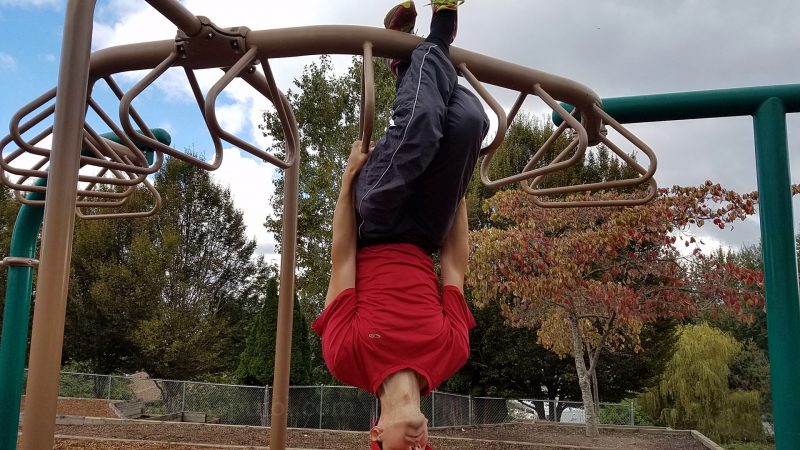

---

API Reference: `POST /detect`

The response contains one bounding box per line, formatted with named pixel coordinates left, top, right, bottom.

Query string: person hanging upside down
left=312, top=1, right=489, bottom=449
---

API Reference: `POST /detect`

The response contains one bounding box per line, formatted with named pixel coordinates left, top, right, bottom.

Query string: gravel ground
left=19, top=398, right=712, bottom=449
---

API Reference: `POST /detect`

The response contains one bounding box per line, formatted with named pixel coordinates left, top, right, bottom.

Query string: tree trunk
left=569, top=318, right=599, bottom=437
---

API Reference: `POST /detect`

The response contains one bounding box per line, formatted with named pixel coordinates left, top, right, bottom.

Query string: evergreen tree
left=235, top=267, right=312, bottom=386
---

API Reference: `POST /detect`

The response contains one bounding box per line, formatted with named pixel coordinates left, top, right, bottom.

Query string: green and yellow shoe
left=429, top=0, right=465, bottom=13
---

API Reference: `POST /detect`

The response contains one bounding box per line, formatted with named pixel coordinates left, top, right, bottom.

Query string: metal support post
left=21, top=1, right=97, bottom=449
left=269, top=153, right=300, bottom=450
left=182, top=382, right=187, bottom=411
left=431, top=391, right=435, bottom=428
left=753, top=97, right=800, bottom=449
left=319, top=386, right=324, bottom=429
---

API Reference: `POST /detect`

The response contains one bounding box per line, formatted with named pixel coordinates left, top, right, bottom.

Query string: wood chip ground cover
left=23, top=398, right=710, bottom=449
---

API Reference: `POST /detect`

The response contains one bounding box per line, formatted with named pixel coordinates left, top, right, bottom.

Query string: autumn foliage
left=467, top=182, right=765, bottom=436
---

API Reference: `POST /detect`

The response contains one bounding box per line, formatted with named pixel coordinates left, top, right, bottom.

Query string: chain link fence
left=26, top=370, right=639, bottom=429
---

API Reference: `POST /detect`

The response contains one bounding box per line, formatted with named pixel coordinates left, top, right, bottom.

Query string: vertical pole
left=468, top=395, right=473, bottom=426
left=21, top=1, right=97, bottom=449
left=269, top=153, right=300, bottom=450
left=319, top=386, right=323, bottom=429
left=181, top=382, right=186, bottom=411
left=629, top=402, right=634, bottom=426
left=0, top=183, right=44, bottom=450
left=107, top=376, right=112, bottom=400
left=753, top=97, right=800, bottom=449
left=263, top=386, right=269, bottom=427
left=431, top=392, right=435, bottom=428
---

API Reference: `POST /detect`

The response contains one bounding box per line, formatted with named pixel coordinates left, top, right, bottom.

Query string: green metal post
left=0, top=179, right=45, bottom=450
left=753, top=97, right=800, bottom=448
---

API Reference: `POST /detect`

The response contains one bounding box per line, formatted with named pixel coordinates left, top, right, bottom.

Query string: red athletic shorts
left=311, top=243, right=475, bottom=396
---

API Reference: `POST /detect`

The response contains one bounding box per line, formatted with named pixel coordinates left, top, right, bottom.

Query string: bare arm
left=325, top=140, right=372, bottom=307
left=440, top=199, right=468, bottom=292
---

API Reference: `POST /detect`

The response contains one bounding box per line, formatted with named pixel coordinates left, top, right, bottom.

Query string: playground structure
left=0, top=0, right=796, bottom=449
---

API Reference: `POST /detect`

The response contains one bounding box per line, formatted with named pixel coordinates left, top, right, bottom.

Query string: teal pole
left=0, top=129, right=167, bottom=449
left=753, top=98, right=800, bottom=448
left=0, top=179, right=45, bottom=450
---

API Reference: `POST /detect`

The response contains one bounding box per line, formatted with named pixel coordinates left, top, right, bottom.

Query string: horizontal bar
left=1, top=257, right=39, bottom=268
left=554, top=84, right=800, bottom=125
left=87, top=25, right=603, bottom=140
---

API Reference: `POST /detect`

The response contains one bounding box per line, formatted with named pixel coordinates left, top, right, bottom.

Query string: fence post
left=268, top=386, right=269, bottom=427
left=319, top=385, right=323, bottom=430
left=431, top=391, right=435, bottom=428
left=468, top=395, right=473, bottom=426
left=181, top=382, right=186, bottom=412
left=106, top=375, right=111, bottom=400
left=629, top=401, right=634, bottom=426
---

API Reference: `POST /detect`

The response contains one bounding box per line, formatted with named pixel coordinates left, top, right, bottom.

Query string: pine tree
left=236, top=267, right=312, bottom=386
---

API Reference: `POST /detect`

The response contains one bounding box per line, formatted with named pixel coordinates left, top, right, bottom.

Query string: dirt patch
left=19, top=397, right=118, bottom=419
left=51, top=421, right=711, bottom=450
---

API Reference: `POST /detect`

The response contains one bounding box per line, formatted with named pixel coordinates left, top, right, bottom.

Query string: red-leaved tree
left=468, top=182, right=766, bottom=437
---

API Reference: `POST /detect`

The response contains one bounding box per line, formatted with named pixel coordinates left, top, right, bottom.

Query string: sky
left=0, top=0, right=798, bottom=260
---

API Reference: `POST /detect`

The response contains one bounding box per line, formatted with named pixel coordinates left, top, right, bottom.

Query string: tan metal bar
left=103, top=75, right=170, bottom=159
left=87, top=98, right=159, bottom=172
left=86, top=26, right=604, bottom=143
left=480, top=85, right=589, bottom=189
left=269, top=140, right=300, bottom=450
left=206, top=47, right=297, bottom=170
left=21, top=1, right=97, bottom=449
left=458, top=63, right=507, bottom=157
left=1, top=257, right=39, bottom=268
left=521, top=104, right=658, bottom=207
left=254, top=61, right=299, bottom=166
left=360, top=42, right=375, bottom=154
left=529, top=179, right=658, bottom=208
left=119, top=52, right=225, bottom=169
left=506, top=92, right=528, bottom=128
left=76, top=178, right=162, bottom=219
left=145, top=0, right=202, bottom=37
left=183, top=67, right=225, bottom=158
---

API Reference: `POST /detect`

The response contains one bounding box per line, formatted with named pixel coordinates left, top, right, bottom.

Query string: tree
left=132, top=156, right=259, bottom=380
left=64, top=186, right=163, bottom=375
left=641, top=324, right=764, bottom=443
left=468, top=184, right=764, bottom=437
left=236, top=263, right=312, bottom=386
left=453, top=116, right=678, bottom=418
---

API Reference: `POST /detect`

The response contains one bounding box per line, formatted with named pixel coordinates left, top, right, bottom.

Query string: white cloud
left=0, top=52, right=16, bottom=71
left=209, top=147, right=279, bottom=260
